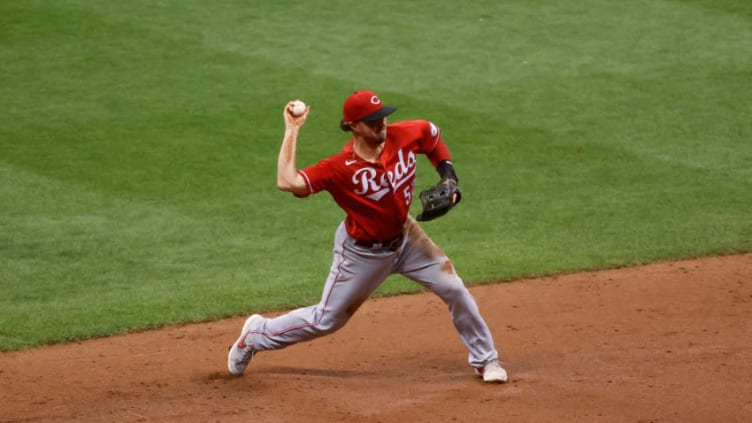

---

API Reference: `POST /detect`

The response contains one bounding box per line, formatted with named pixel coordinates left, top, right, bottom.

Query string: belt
left=353, top=235, right=404, bottom=252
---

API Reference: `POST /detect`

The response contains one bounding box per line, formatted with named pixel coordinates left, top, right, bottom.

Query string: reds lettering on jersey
left=298, top=120, right=451, bottom=242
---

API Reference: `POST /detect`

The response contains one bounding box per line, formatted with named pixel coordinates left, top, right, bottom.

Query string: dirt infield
left=1, top=253, right=750, bottom=422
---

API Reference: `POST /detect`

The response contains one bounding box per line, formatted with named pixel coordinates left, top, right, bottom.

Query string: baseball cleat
left=227, top=314, right=262, bottom=376
left=474, top=359, right=508, bottom=383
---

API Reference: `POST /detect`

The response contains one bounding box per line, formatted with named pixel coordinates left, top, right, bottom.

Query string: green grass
left=1, top=0, right=750, bottom=351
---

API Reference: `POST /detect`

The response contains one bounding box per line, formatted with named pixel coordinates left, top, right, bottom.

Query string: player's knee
left=437, top=278, right=471, bottom=303
left=313, top=312, right=349, bottom=334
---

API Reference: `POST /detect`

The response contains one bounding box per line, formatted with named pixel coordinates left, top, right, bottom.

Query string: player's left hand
left=416, top=179, right=462, bottom=222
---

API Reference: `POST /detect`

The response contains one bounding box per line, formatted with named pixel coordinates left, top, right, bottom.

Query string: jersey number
left=403, top=183, right=415, bottom=206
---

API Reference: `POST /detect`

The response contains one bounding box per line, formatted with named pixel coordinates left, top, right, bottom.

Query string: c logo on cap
left=370, top=95, right=381, bottom=105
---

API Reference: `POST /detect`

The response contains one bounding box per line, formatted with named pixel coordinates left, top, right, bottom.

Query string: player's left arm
left=426, top=136, right=461, bottom=206
left=413, top=125, right=463, bottom=221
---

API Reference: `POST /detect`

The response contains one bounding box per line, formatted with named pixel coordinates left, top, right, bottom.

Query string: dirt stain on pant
left=441, top=260, right=455, bottom=275
left=404, top=216, right=445, bottom=259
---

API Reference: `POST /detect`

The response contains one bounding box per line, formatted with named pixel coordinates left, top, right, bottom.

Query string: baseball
left=290, top=100, right=306, bottom=117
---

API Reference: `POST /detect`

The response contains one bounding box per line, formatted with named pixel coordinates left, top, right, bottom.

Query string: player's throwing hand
left=284, top=100, right=309, bottom=129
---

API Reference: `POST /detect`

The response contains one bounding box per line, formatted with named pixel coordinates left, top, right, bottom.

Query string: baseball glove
left=416, top=179, right=462, bottom=221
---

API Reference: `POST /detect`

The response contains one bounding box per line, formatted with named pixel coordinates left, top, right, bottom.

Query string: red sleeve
left=420, top=121, right=451, bottom=166
left=427, top=138, right=452, bottom=166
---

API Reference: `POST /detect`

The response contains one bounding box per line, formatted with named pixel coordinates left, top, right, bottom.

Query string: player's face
left=353, top=118, right=387, bottom=145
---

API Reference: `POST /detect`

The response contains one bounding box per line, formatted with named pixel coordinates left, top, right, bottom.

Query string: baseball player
left=228, top=90, right=507, bottom=383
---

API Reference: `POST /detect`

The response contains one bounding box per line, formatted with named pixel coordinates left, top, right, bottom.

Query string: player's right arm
left=277, top=102, right=310, bottom=196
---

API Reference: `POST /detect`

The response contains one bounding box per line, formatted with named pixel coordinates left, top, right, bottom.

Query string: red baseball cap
left=342, top=90, right=397, bottom=122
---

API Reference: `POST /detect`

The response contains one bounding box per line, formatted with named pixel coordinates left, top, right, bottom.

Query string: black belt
left=353, top=235, right=404, bottom=252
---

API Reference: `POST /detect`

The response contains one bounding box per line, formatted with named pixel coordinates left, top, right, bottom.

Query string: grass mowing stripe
left=439, top=138, right=751, bottom=281
left=0, top=162, right=332, bottom=349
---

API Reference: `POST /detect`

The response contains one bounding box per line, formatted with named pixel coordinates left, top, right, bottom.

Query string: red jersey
left=298, top=120, right=452, bottom=242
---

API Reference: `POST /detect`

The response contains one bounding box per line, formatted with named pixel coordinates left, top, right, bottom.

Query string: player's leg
left=245, top=222, right=394, bottom=351
left=396, top=217, right=499, bottom=369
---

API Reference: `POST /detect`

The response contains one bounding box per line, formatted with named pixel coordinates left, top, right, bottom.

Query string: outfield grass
left=1, top=0, right=750, bottom=351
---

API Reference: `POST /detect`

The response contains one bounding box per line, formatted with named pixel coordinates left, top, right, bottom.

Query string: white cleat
left=475, top=359, right=508, bottom=383
left=227, top=314, right=262, bottom=376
